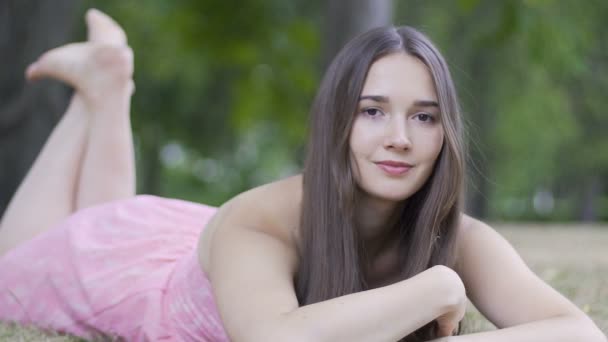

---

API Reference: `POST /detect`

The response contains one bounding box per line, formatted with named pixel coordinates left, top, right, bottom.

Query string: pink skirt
left=0, top=195, right=230, bottom=341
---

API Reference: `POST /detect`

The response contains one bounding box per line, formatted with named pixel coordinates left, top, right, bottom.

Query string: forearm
left=452, top=315, right=606, bottom=342
left=280, top=266, right=463, bottom=342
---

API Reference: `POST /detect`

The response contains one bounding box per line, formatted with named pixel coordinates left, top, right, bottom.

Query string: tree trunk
left=323, top=0, right=394, bottom=68
left=464, top=52, right=492, bottom=219
left=580, top=176, right=601, bottom=222
left=0, top=1, right=79, bottom=216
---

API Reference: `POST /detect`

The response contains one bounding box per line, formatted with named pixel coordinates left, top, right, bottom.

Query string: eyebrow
left=358, top=95, right=439, bottom=108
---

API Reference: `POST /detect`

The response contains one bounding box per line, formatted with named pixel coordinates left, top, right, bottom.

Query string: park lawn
left=1, top=224, right=607, bottom=340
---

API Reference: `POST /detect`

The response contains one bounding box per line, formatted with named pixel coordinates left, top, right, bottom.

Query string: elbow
left=589, top=329, right=608, bottom=342
left=234, top=332, right=311, bottom=342
left=227, top=309, right=322, bottom=342
left=258, top=328, right=316, bottom=342
left=573, top=315, right=606, bottom=342
left=237, top=319, right=317, bottom=342
left=590, top=328, right=608, bottom=342
left=273, top=331, right=316, bottom=342
left=270, top=319, right=321, bottom=342
left=267, top=310, right=324, bottom=342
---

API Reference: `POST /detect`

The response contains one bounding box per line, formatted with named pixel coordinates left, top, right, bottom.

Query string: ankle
left=78, top=44, right=134, bottom=105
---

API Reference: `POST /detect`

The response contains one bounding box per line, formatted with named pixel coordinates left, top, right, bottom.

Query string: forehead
left=360, top=52, right=437, bottom=102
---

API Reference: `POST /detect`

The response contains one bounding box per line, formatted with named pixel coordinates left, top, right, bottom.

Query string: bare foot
left=25, top=8, right=134, bottom=106
left=86, top=8, right=127, bottom=45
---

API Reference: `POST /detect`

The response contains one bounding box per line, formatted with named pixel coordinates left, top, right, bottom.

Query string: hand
left=431, top=266, right=466, bottom=338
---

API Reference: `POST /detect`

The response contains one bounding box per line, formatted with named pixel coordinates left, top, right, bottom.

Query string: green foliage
left=83, top=0, right=320, bottom=205
left=76, top=0, right=605, bottom=220
left=396, top=0, right=608, bottom=221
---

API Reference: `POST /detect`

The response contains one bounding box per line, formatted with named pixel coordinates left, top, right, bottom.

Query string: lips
left=374, top=160, right=413, bottom=176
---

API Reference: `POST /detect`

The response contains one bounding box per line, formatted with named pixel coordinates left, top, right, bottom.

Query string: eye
left=361, top=108, right=383, bottom=117
left=414, top=112, right=435, bottom=123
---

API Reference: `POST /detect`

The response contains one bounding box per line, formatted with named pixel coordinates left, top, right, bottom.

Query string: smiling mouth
left=374, top=162, right=413, bottom=176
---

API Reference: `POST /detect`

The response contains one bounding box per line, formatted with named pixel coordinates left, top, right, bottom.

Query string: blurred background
left=1, top=0, right=607, bottom=223
left=2, top=1, right=608, bottom=337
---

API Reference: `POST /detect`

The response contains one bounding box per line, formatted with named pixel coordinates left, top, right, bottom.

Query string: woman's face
left=349, top=52, right=444, bottom=203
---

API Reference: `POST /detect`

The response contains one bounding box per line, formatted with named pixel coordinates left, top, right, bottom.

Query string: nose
left=384, top=117, right=411, bottom=150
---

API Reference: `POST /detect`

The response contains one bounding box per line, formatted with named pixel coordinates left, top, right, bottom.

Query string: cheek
left=418, top=128, right=444, bottom=161
left=348, top=120, right=373, bottom=181
left=349, top=120, right=368, bottom=156
left=349, top=118, right=383, bottom=156
left=431, top=130, right=445, bottom=158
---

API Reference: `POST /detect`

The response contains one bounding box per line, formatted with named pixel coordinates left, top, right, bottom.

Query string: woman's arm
left=451, top=216, right=606, bottom=342
left=208, top=203, right=466, bottom=342
left=435, top=315, right=606, bottom=342
left=281, top=265, right=465, bottom=342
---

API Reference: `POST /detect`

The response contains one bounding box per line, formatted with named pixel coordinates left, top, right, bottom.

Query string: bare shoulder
left=198, top=174, right=303, bottom=273
left=452, top=214, right=526, bottom=293
left=452, top=214, right=511, bottom=275
left=453, top=214, right=497, bottom=264
left=196, top=174, right=306, bottom=340
left=455, top=213, right=486, bottom=238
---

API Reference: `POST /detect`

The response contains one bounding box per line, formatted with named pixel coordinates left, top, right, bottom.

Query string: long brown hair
left=295, top=26, right=466, bottom=341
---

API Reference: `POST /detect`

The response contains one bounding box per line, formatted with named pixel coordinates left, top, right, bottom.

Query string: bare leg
left=75, top=10, right=136, bottom=209
left=0, top=96, right=89, bottom=256
left=0, top=9, right=135, bottom=256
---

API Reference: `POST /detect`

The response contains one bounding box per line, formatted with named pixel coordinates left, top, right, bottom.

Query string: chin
left=354, top=168, right=430, bottom=204
left=361, top=185, right=418, bottom=203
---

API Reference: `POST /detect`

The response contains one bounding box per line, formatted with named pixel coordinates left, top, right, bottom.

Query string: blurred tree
left=323, top=0, right=393, bottom=67
left=86, top=0, right=322, bottom=205
left=3, top=0, right=605, bottom=222
left=98, top=0, right=397, bottom=206
left=0, top=0, right=79, bottom=216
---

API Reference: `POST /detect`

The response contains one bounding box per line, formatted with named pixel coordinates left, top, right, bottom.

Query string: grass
left=1, top=223, right=607, bottom=340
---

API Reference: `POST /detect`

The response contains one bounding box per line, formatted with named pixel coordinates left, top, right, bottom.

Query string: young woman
left=0, top=9, right=604, bottom=342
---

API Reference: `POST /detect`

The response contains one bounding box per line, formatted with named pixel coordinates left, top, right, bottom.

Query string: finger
left=86, top=8, right=127, bottom=45
left=436, top=322, right=456, bottom=337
